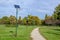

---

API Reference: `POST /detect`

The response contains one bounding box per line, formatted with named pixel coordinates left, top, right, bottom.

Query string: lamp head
left=14, top=5, right=20, bottom=8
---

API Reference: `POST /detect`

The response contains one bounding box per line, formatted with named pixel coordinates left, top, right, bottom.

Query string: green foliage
left=9, top=15, right=16, bottom=24
left=18, top=16, right=23, bottom=24
left=1, top=16, right=10, bottom=24
left=0, top=15, right=42, bottom=26
left=45, top=14, right=48, bottom=20
left=22, top=15, right=42, bottom=25
left=53, top=4, right=60, bottom=20
left=44, top=4, right=60, bottom=25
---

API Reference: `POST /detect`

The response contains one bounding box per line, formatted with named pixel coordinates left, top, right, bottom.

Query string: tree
left=9, top=15, right=16, bottom=24
left=42, top=14, right=48, bottom=25
left=45, top=16, right=53, bottom=25
left=31, top=16, right=41, bottom=25
left=53, top=4, right=60, bottom=20
left=52, top=4, right=60, bottom=25
left=1, top=16, right=10, bottom=24
left=22, top=15, right=42, bottom=25
left=18, top=16, right=22, bottom=24
left=45, top=14, right=48, bottom=20
left=22, top=17, right=27, bottom=25
left=0, top=18, right=2, bottom=24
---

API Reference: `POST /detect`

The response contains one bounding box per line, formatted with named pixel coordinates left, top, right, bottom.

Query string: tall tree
left=18, top=16, right=22, bottom=24
left=45, top=14, right=48, bottom=20
left=53, top=4, right=60, bottom=20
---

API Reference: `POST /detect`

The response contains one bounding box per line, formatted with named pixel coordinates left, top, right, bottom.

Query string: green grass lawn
left=39, top=26, right=60, bottom=40
left=0, top=25, right=36, bottom=40
left=0, top=25, right=60, bottom=40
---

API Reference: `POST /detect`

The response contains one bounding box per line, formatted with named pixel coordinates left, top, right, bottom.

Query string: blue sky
left=0, top=0, right=60, bottom=19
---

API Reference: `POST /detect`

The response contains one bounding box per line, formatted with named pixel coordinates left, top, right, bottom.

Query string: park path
left=31, top=27, right=46, bottom=40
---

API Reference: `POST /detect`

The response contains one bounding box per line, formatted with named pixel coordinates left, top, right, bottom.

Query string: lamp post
left=14, top=5, right=20, bottom=37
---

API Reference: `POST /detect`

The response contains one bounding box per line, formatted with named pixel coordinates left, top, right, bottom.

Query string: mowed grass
left=39, top=26, right=60, bottom=40
left=0, top=25, right=36, bottom=40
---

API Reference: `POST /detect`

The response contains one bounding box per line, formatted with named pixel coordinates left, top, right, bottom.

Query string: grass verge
left=39, top=26, right=60, bottom=40
left=0, top=25, right=36, bottom=40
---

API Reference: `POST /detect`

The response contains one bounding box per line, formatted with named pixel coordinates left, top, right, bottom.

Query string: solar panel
left=14, top=5, right=20, bottom=8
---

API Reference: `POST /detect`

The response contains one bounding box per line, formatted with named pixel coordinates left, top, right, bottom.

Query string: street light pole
left=14, top=5, right=20, bottom=37
left=16, top=8, right=18, bottom=37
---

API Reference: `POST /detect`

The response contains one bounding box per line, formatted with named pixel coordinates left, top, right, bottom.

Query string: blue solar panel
left=14, top=5, right=20, bottom=8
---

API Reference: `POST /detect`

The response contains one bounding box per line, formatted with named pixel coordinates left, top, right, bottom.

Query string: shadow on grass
left=46, top=28, right=60, bottom=35
left=47, top=32, right=60, bottom=35
left=53, top=29, right=60, bottom=31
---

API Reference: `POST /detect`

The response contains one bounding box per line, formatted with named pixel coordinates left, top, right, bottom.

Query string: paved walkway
left=31, top=27, right=46, bottom=40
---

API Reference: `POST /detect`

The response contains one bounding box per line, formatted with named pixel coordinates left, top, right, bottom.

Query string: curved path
left=31, top=27, right=46, bottom=40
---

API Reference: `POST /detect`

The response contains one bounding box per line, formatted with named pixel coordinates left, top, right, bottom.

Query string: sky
left=0, top=0, right=60, bottom=19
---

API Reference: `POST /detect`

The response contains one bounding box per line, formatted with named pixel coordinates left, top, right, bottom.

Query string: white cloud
left=37, top=9, right=49, bottom=13
left=0, top=0, right=60, bottom=19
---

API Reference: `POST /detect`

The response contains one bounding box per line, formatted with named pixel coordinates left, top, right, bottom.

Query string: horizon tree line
left=0, top=4, right=60, bottom=26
